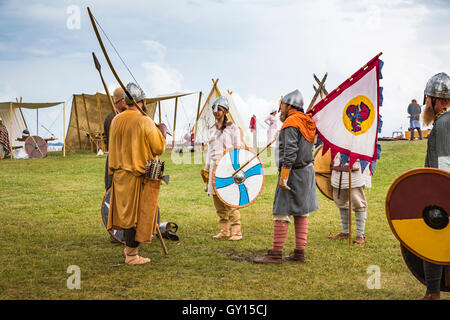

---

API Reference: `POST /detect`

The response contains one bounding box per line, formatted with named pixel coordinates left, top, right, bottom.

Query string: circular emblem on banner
left=343, top=95, right=375, bottom=136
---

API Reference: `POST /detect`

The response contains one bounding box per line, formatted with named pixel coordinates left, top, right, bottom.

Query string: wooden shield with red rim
left=385, top=168, right=450, bottom=265
left=313, top=145, right=333, bottom=201
left=24, top=136, right=48, bottom=158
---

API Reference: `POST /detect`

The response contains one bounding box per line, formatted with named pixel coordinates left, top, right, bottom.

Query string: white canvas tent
left=193, top=79, right=251, bottom=147
left=65, top=91, right=196, bottom=152
left=0, top=100, right=64, bottom=159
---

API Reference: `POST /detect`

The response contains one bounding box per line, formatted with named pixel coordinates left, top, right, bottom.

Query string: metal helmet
left=124, top=82, right=146, bottom=105
left=159, top=222, right=179, bottom=241
left=423, top=72, right=450, bottom=103
left=281, top=89, right=304, bottom=110
left=212, top=96, right=230, bottom=112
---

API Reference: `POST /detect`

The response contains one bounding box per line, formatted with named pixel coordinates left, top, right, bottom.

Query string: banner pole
left=348, top=169, right=352, bottom=246
left=63, top=102, right=66, bottom=157
left=9, top=102, right=13, bottom=159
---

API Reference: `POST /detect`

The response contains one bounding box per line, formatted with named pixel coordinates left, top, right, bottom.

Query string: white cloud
left=142, top=40, right=167, bottom=63
left=142, top=62, right=184, bottom=95
left=140, top=39, right=188, bottom=97
left=2, top=2, right=65, bottom=23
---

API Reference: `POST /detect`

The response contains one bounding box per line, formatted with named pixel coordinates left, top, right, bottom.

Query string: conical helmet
left=212, top=96, right=230, bottom=112
left=124, top=82, right=146, bottom=104
left=281, top=89, right=304, bottom=110
left=424, top=72, right=450, bottom=103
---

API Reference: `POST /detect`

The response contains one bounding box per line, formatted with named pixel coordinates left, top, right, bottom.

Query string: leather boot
left=418, top=128, right=423, bottom=140
left=253, top=250, right=282, bottom=264
left=409, top=129, right=414, bottom=140
left=228, top=224, right=242, bottom=241
left=353, top=236, right=366, bottom=244
left=212, top=222, right=230, bottom=239
left=421, top=292, right=440, bottom=300
left=124, top=246, right=151, bottom=265
left=285, top=249, right=306, bottom=262
left=328, top=232, right=349, bottom=239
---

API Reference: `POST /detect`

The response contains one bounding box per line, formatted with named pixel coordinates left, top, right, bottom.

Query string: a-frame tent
left=193, top=78, right=251, bottom=147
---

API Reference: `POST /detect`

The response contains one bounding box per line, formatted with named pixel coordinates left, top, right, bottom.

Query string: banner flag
left=309, top=53, right=383, bottom=173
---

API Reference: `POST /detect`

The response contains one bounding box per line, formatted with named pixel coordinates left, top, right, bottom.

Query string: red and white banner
left=309, top=54, right=383, bottom=172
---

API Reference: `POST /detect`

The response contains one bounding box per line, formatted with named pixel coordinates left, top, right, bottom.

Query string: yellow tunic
left=107, top=110, right=166, bottom=238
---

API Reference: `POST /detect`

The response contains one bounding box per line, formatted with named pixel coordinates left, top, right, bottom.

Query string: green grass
left=0, top=140, right=447, bottom=300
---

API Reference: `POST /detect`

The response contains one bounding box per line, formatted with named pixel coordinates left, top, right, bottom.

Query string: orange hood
left=281, top=109, right=316, bottom=142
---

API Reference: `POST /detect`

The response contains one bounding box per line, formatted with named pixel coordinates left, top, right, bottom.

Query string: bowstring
left=92, top=15, right=142, bottom=89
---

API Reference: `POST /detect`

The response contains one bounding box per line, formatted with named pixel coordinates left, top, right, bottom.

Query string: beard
left=422, top=101, right=436, bottom=126
left=279, top=110, right=288, bottom=122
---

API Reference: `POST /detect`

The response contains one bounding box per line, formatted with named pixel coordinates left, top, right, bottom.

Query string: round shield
left=24, top=136, right=48, bottom=158
left=314, top=145, right=333, bottom=201
left=101, top=188, right=125, bottom=244
left=101, top=189, right=161, bottom=244
left=212, top=147, right=265, bottom=208
left=386, top=168, right=450, bottom=265
left=400, top=244, right=450, bottom=292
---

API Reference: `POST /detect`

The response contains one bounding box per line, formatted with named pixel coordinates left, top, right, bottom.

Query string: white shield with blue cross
left=212, top=147, right=265, bottom=208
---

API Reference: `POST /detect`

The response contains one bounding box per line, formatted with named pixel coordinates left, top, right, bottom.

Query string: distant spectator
left=0, top=117, right=11, bottom=158
left=21, top=129, right=30, bottom=140
left=407, top=99, right=422, bottom=140
left=249, top=115, right=257, bottom=148
left=264, top=109, right=278, bottom=146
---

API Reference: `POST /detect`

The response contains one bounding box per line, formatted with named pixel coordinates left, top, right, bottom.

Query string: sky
left=0, top=0, right=449, bottom=145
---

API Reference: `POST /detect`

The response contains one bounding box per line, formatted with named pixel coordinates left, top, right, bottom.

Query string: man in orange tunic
left=107, top=83, right=166, bottom=265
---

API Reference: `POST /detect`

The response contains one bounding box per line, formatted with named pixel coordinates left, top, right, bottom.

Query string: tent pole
left=63, top=102, right=66, bottom=157
left=158, top=100, right=161, bottom=124
left=172, top=97, right=178, bottom=148
left=73, top=96, right=82, bottom=149
left=96, top=93, right=104, bottom=152
left=194, top=91, right=202, bottom=137
left=18, top=107, right=28, bottom=132
left=36, top=108, right=38, bottom=136
left=82, top=94, right=94, bottom=152
left=197, top=78, right=219, bottom=119
left=214, top=79, right=222, bottom=96
left=9, top=102, right=13, bottom=159
left=82, top=94, right=92, bottom=133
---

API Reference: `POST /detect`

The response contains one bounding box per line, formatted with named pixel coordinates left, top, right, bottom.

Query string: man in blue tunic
left=407, top=99, right=422, bottom=140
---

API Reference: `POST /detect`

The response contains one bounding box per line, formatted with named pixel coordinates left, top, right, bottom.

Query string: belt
left=292, top=162, right=313, bottom=170
left=331, top=165, right=359, bottom=172
left=278, top=162, right=313, bottom=172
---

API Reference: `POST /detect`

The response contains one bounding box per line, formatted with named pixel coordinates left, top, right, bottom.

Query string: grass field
left=0, top=140, right=447, bottom=300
